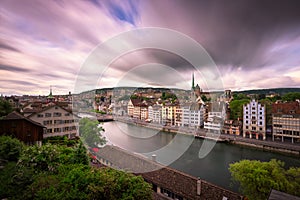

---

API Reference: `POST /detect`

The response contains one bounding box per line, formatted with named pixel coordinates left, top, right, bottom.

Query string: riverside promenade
left=113, top=116, right=300, bottom=156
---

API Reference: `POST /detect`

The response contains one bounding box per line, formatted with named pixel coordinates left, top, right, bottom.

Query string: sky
left=1, top=0, right=300, bottom=95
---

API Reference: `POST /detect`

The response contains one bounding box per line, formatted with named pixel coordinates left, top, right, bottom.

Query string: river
left=101, top=121, right=300, bottom=192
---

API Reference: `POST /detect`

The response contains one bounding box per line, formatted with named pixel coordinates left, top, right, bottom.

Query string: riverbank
left=114, top=117, right=300, bottom=157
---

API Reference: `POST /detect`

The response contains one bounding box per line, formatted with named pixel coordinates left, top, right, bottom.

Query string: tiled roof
left=3, top=111, right=45, bottom=128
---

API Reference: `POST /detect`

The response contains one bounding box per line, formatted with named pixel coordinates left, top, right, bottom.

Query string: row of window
left=46, top=126, right=77, bottom=133
left=43, top=119, right=78, bottom=125
left=245, top=120, right=263, bottom=125
left=37, top=112, right=71, bottom=118
left=245, top=126, right=263, bottom=131
left=245, top=111, right=263, bottom=115
left=273, top=130, right=300, bottom=136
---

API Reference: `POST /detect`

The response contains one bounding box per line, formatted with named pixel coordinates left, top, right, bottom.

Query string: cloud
left=0, top=0, right=300, bottom=95
left=0, top=64, right=32, bottom=73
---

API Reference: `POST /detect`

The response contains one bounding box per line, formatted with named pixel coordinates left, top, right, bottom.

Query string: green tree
left=229, top=99, right=250, bottom=120
left=0, top=136, right=24, bottom=161
left=282, top=92, right=300, bottom=102
left=0, top=99, right=13, bottom=117
left=229, top=159, right=300, bottom=200
left=79, top=118, right=106, bottom=148
left=233, top=93, right=250, bottom=100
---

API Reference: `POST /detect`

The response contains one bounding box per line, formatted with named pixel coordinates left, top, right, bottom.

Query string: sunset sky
left=1, top=0, right=300, bottom=95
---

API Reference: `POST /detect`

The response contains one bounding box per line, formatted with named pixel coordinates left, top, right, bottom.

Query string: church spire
left=192, top=73, right=195, bottom=90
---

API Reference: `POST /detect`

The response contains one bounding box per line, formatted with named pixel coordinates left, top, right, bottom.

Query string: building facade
left=243, top=99, right=266, bottom=140
left=148, top=105, right=162, bottom=124
left=28, top=105, right=79, bottom=138
left=272, top=101, right=300, bottom=143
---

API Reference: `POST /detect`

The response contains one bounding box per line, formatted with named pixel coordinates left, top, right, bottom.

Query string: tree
left=0, top=99, right=13, bottom=117
left=233, top=93, right=250, bottom=100
left=282, top=92, right=300, bottom=102
left=79, top=118, right=106, bottom=148
left=229, top=159, right=300, bottom=200
left=229, top=99, right=250, bottom=120
left=0, top=136, right=24, bottom=161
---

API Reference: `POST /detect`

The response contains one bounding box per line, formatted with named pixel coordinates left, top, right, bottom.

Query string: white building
left=204, top=102, right=226, bottom=133
left=28, top=105, right=80, bottom=138
left=148, top=105, right=162, bottom=124
left=181, top=103, right=205, bottom=128
left=243, top=99, right=266, bottom=140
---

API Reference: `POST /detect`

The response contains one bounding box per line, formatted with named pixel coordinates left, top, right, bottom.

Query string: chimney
left=197, top=177, right=201, bottom=195
left=152, top=154, right=156, bottom=162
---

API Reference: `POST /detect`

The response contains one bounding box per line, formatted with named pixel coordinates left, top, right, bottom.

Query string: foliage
left=232, top=93, right=250, bottom=100
left=201, top=95, right=211, bottom=102
left=229, top=159, right=300, bottom=200
left=229, top=99, right=250, bottom=120
left=161, top=92, right=177, bottom=100
left=79, top=118, right=106, bottom=148
left=0, top=99, right=13, bottom=117
left=43, top=135, right=78, bottom=146
left=26, top=165, right=152, bottom=200
left=282, top=92, right=300, bottom=102
left=0, top=135, right=152, bottom=200
left=0, top=135, right=24, bottom=161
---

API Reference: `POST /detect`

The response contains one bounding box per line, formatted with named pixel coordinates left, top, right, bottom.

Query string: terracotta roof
left=3, top=111, right=45, bottom=128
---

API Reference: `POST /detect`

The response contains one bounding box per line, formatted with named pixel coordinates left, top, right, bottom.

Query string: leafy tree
left=229, top=159, right=300, bottom=200
left=0, top=99, right=13, bottom=117
left=0, top=136, right=24, bottom=161
left=233, top=93, right=250, bottom=100
left=282, top=92, right=300, bottom=102
left=79, top=118, right=106, bottom=148
left=229, top=99, right=250, bottom=120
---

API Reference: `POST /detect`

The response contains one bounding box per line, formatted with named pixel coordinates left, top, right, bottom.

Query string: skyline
left=1, top=0, right=300, bottom=95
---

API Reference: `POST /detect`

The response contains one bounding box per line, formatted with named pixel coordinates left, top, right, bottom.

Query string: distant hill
left=233, top=88, right=300, bottom=95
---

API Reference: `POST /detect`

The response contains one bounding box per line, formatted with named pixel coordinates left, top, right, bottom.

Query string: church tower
left=192, top=73, right=195, bottom=90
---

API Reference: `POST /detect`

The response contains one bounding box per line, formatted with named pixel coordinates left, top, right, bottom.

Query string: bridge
left=96, top=115, right=114, bottom=122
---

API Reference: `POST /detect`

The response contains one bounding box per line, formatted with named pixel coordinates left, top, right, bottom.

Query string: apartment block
left=243, top=99, right=266, bottom=140
left=272, top=101, right=300, bottom=143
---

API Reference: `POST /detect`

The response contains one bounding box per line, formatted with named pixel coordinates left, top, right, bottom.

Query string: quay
left=85, top=114, right=300, bottom=156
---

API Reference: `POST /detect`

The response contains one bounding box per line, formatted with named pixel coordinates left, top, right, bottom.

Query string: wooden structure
left=0, top=111, right=45, bottom=145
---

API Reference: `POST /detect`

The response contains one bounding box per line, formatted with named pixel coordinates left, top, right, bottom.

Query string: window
left=252, top=121, right=256, bottom=124
left=65, top=113, right=70, bottom=116
left=53, top=112, right=62, bottom=117
left=246, top=126, right=249, bottom=129
left=259, top=112, right=262, bottom=115
left=259, top=127, right=262, bottom=131
left=37, top=114, right=43, bottom=118
left=47, top=129, right=52, bottom=133
left=45, top=113, right=51, bottom=117
left=246, top=120, right=248, bottom=124
left=246, top=116, right=248, bottom=119
left=252, top=127, right=256, bottom=131
left=259, top=122, right=262, bottom=125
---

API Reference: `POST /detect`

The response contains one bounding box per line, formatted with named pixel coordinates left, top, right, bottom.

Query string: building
left=243, top=99, right=266, bottom=140
left=222, top=120, right=241, bottom=135
left=148, top=105, right=162, bottom=124
left=204, top=102, right=226, bottom=133
left=180, top=103, right=205, bottom=128
left=0, top=111, right=45, bottom=145
left=28, top=105, right=80, bottom=138
left=127, top=99, right=151, bottom=120
left=272, top=101, right=300, bottom=143
left=162, top=104, right=177, bottom=126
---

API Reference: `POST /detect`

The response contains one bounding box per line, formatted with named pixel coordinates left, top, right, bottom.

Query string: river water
left=102, top=121, right=300, bottom=192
